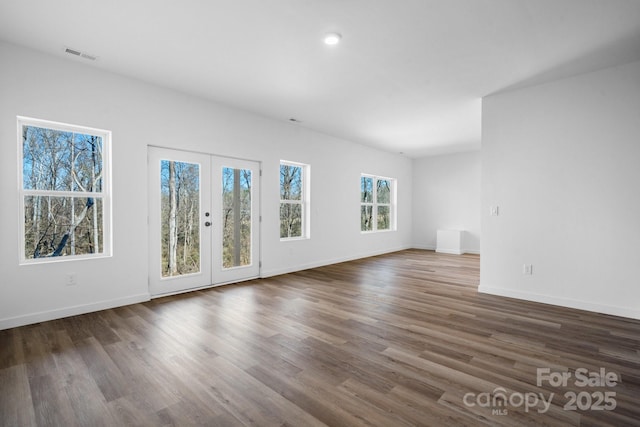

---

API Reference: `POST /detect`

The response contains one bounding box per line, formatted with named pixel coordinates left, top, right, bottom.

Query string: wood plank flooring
left=1, top=249, right=639, bottom=426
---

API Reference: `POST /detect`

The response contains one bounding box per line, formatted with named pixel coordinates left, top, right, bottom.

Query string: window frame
left=279, top=160, right=310, bottom=240
left=361, top=174, right=396, bottom=233
left=17, top=116, right=112, bottom=264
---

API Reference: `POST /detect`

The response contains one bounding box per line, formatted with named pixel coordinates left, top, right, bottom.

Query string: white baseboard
left=261, top=245, right=412, bottom=278
left=436, top=248, right=464, bottom=255
left=478, top=285, right=640, bottom=320
left=412, top=244, right=480, bottom=255
left=0, top=293, right=151, bottom=331
left=7, top=246, right=483, bottom=330
left=412, top=244, right=436, bottom=251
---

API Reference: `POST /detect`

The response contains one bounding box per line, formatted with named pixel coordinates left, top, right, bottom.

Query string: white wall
left=412, top=151, right=481, bottom=253
left=481, top=60, right=640, bottom=319
left=0, top=42, right=412, bottom=329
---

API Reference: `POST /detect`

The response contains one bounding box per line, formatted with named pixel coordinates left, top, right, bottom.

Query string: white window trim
left=361, top=174, right=397, bottom=233
left=17, top=116, right=113, bottom=264
left=280, top=160, right=310, bottom=240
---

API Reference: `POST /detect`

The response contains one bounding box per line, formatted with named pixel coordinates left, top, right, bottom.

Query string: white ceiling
left=2, top=1, right=640, bottom=157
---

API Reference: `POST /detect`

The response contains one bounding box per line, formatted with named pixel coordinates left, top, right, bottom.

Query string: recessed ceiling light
left=323, top=32, right=342, bottom=46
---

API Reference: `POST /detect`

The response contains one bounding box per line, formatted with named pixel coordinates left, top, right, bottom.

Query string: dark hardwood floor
left=1, top=249, right=639, bottom=426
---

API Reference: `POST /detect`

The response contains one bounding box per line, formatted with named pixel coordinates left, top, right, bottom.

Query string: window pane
left=280, top=203, right=302, bottom=238
left=377, top=179, right=391, bottom=204
left=280, top=164, right=302, bottom=201
left=361, top=205, right=373, bottom=231
left=22, top=125, right=103, bottom=192
left=73, top=133, right=103, bottom=192
left=361, top=176, right=373, bottom=203
left=24, top=195, right=103, bottom=259
left=222, top=167, right=252, bottom=269
left=161, top=160, right=201, bottom=277
left=377, top=205, right=390, bottom=230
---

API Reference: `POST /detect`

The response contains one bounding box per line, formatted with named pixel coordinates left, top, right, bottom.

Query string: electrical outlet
left=523, top=264, right=533, bottom=276
left=66, top=273, right=78, bottom=286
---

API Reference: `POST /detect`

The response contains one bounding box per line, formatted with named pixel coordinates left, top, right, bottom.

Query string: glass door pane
left=160, top=160, right=201, bottom=277
left=221, top=167, right=252, bottom=269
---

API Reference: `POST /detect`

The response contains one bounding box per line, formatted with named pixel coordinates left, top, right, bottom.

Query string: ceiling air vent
left=64, top=47, right=97, bottom=61
left=65, top=48, right=81, bottom=56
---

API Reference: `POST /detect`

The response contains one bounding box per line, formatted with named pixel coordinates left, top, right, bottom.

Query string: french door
left=148, top=147, right=260, bottom=296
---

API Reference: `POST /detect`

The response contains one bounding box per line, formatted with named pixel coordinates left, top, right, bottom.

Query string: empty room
left=1, top=1, right=639, bottom=426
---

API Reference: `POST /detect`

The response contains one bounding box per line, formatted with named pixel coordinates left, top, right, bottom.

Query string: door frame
left=147, top=146, right=261, bottom=297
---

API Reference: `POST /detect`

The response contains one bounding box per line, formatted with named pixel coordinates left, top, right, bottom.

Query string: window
left=361, top=174, right=395, bottom=232
left=280, top=161, right=309, bottom=239
left=18, top=117, right=111, bottom=263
